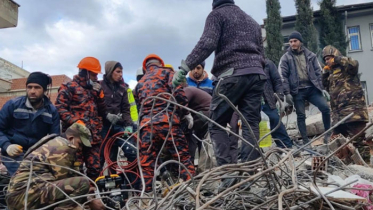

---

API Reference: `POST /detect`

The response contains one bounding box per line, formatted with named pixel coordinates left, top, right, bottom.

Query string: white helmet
left=136, top=67, right=144, bottom=81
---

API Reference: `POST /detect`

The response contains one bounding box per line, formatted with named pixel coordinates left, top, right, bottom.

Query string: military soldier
left=322, top=45, right=369, bottom=159
left=6, top=122, right=105, bottom=210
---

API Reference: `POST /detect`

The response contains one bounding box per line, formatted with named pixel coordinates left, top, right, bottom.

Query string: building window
left=370, top=24, right=373, bottom=48
left=348, top=26, right=362, bottom=51
left=283, top=36, right=290, bottom=50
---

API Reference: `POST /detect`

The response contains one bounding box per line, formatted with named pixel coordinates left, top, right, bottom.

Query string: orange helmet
left=143, top=54, right=164, bottom=70
left=77, top=57, right=102, bottom=74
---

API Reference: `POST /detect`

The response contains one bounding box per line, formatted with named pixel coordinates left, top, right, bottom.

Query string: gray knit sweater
left=185, top=4, right=265, bottom=78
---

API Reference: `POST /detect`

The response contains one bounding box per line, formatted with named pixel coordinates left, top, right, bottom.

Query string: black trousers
left=209, top=74, right=265, bottom=166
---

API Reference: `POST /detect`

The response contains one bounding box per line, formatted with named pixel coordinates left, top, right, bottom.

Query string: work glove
left=172, top=70, right=187, bottom=88
left=323, top=66, right=331, bottom=74
left=322, top=90, right=330, bottom=101
left=172, top=60, right=191, bottom=87
left=124, top=126, right=133, bottom=134
left=92, top=81, right=102, bottom=92
left=276, top=100, right=287, bottom=113
left=285, top=94, right=294, bottom=106
left=184, top=113, right=194, bottom=129
left=106, top=113, right=121, bottom=125
left=6, top=144, right=23, bottom=157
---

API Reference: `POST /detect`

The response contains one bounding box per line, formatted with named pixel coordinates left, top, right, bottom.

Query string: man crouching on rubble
left=6, top=122, right=105, bottom=210
left=322, top=45, right=370, bottom=161
left=134, top=54, right=195, bottom=192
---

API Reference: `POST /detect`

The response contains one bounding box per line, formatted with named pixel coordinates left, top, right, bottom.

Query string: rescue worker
left=183, top=86, right=212, bottom=163
left=279, top=31, right=331, bottom=146
left=261, top=59, right=293, bottom=149
left=174, top=0, right=266, bottom=165
left=55, top=57, right=116, bottom=180
left=0, top=72, right=60, bottom=175
left=186, top=61, right=214, bottom=95
left=100, top=61, right=135, bottom=171
left=322, top=45, right=370, bottom=160
left=134, top=54, right=195, bottom=192
left=6, top=122, right=105, bottom=210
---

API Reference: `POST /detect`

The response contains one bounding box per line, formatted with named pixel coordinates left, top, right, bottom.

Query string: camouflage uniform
left=322, top=45, right=369, bottom=160
left=55, top=75, right=106, bottom=180
left=134, top=65, right=195, bottom=192
left=6, top=136, right=90, bottom=210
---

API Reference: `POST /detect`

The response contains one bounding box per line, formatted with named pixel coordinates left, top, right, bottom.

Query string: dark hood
left=104, top=61, right=118, bottom=81
left=212, top=0, right=235, bottom=9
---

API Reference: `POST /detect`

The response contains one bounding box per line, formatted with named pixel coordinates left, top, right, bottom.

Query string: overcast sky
left=0, top=0, right=371, bottom=88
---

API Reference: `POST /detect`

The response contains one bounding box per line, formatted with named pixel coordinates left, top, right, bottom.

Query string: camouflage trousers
left=77, top=144, right=101, bottom=181
left=140, top=123, right=195, bottom=192
left=6, top=177, right=90, bottom=210
left=333, top=121, right=371, bottom=162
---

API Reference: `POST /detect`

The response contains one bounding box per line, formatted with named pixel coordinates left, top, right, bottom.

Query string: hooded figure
left=322, top=45, right=368, bottom=129
left=101, top=61, right=132, bottom=127
left=322, top=45, right=370, bottom=163
left=99, top=61, right=136, bottom=174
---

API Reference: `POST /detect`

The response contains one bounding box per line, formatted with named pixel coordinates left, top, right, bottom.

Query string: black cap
left=26, top=72, right=51, bottom=91
left=200, top=61, right=206, bottom=69
left=289, top=31, right=303, bottom=43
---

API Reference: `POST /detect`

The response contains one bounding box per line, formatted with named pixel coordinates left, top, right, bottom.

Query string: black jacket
left=100, top=77, right=132, bottom=126
left=263, top=59, right=284, bottom=109
left=279, top=46, right=324, bottom=95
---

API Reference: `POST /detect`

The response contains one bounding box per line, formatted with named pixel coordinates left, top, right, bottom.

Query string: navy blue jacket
left=263, top=59, right=284, bottom=109
left=279, top=46, right=324, bottom=95
left=0, top=96, right=60, bottom=154
left=186, top=71, right=214, bottom=95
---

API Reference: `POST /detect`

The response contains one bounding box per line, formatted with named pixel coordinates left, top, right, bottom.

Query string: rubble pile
left=125, top=148, right=373, bottom=210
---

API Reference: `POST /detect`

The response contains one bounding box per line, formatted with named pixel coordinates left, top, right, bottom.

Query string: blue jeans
left=262, top=103, right=293, bottom=148
left=293, top=87, right=331, bottom=143
left=2, top=153, right=23, bottom=176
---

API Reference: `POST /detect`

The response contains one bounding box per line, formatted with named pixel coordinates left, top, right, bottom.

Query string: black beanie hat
left=200, top=61, right=206, bottom=69
left=289, top=31, right=303, bottom=43
left=212, top=0, right=235, bottom=9
left=26, top=72, right=51, bottom=91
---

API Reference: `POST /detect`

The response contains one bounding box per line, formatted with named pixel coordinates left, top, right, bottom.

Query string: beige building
left=0, top=57, right=29, bottom=80
left=0, top=0, right=19, bottom=29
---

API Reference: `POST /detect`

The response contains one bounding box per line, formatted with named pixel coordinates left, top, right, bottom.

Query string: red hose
left=100, top=131, right=141, bottom=179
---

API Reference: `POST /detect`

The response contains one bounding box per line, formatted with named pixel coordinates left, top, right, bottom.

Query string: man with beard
left=186, top=61, right=214, bottom=95
left=0, top=72, right=60, bottom=175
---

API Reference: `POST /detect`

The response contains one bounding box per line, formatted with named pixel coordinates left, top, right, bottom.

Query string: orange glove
left=323, top=66, right=331, bottom=71
left=76, top=120, right=86, bottom=126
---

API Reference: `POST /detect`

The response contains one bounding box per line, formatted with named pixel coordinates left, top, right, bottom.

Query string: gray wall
left=345, top=9, right=373, bottom=103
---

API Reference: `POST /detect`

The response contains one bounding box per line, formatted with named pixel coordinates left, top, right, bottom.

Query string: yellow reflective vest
left=127, top=88, right=138, bottom=122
